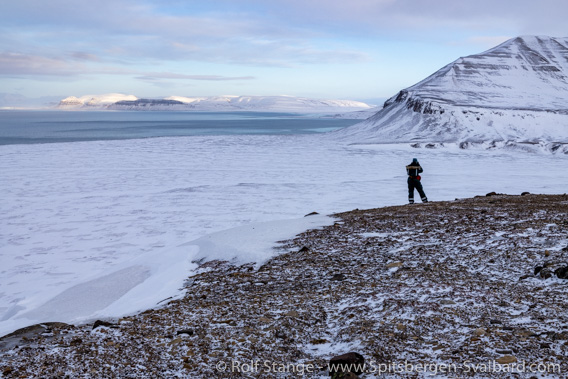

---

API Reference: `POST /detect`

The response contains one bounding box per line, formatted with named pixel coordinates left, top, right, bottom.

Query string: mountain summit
left=336, top=36, right=568, bottom=152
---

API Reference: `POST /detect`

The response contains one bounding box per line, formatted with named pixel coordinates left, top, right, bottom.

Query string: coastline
left=2, top=194, right=567, bottom=377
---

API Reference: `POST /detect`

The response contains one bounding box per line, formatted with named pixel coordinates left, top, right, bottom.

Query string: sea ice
left=1, top=134, right=565, bottom=336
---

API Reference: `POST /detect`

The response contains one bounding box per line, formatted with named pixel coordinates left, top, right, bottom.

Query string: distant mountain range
left=57, top=94, right=373, bottom=113
left=335, top=35, right=568, bottom=153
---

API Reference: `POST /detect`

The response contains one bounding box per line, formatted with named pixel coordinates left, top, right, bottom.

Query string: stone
left=440, top=300, right=456, bottom=305
left=329, top=352, right=364, bottom=376
left=386, top=261, right=403, bottom=269
left=310, top=338, right=329, bottom=345
left=496, top=356, right=517, bottom=364
left=474, top=328, right=486, bottom=336
left=284, top=310, right=299, bottom=318
left=70, top=338, right=83, bottom=346
left=176, top=329, right=194, bottom=336
left=298, top=246, right=310, bottom=253
left=304, top=212, right=319, bottom=217
left=540, top=268, right=553, bottom=279
left=92, top=320, right=116, bottom=330
left=486, top=192, right=497, bottom=197
left=331, top=273, right=346, bottom=281
left=521, top=192, right=530, bottom=196
left=554, top=265, right=568, bottom=279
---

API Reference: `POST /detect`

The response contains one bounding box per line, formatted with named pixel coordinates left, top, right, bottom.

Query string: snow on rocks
left=334, top=36, right=568, bottom=151
left=1, top=194, right=567, bottom=377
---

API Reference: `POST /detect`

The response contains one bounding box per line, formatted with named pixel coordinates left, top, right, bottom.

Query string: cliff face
left=335, top=36, right=568, bottom=152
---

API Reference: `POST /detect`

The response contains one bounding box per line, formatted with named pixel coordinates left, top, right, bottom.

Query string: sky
left=0, top=0, right=566, bottom=105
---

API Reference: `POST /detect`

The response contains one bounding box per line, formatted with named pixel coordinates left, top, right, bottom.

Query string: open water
left=0, top=110, right=356, bottom=145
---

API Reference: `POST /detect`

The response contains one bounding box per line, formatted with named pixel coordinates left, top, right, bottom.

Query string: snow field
left=1, top=134, right=566, bottom=336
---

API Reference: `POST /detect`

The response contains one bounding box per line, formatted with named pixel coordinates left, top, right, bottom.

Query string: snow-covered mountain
left=57, top=94, right=372, bottom=113
left=335, top=36, right=568, bottom=152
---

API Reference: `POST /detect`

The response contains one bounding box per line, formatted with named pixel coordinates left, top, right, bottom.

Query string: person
left=406, top=158, right=428, bottom=204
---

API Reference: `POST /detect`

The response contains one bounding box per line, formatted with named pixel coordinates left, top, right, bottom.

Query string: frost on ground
left=1, top=194, right=567, bottom=378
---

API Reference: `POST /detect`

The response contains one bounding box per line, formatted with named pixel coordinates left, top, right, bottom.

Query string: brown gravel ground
left=1, top=194, right=568, bottom=378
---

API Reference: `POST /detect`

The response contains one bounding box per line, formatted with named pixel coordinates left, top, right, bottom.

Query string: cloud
left=0, top=51, right=256, bottom=86
left=70, top=52, right=100, bottom=62
left=0, top=52, right=85, bottom=76
left=0, top=0, right=370, bottom=69
left=136, top=73, right=256, bottom=81
left=2, top=0, right=565, bottom=98
left=238, top=0, right=568, bottom=38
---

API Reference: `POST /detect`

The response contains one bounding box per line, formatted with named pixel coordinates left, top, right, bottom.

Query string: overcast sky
left=1, top=0, right=566, bottom=103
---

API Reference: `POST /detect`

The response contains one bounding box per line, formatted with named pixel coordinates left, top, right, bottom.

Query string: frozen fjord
left=1, top=134, right=566, bottom=336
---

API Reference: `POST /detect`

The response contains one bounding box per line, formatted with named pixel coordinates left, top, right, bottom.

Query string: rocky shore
left=1, top=194, right=568, bottom=378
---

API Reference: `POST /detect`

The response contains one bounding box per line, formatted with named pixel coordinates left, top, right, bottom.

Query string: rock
left=440, top=300, right=456, bottom=305
left=486, top=192, right=497, bottom=197
left=310, top=338, right=330, bottom=344
left=284, top=310, right=299, bottom=318
left=474, top=328, right=486, bottom=336
left=521, top=192, right=530, bottom=196
left=534, top=266, right=543, bottom=275
left=298, top=246, right=310, bottom=253
left=331, top=273, right=346, bottom=281
left=176, top=329, right=194, bottom=336
left=544, top=250, right=550, bottom=257
left=490, top=319, right=503, bottom=325
left=496, top=356, right=517, bottom=364
left=329, top=352, right=364, bottom=376
left=70, top=338, right=82, bottom=346
left=92, top=320, right=116, bottom=330
left=554, top=265, right=568, bottom=279
left=304, top=212, right=319, bottom=217
left=551, top=332, right=568, bottom=340
left=386, top=261, right=403, bottom=269
left=540, top=268, right=553, bottom=279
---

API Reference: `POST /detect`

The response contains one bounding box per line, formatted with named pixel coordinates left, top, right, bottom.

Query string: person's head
left=412, top=158, right=418, bottom=164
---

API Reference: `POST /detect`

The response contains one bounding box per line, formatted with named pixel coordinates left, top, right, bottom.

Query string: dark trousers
left=408, top=177, right=427, bottom=203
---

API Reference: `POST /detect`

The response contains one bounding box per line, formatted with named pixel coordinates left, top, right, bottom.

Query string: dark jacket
left=406, top=161, right=423, bottom=177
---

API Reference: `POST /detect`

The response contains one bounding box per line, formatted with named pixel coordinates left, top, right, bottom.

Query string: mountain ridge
left=57, top=94, right=373, bottom=113
left=335, top=35, right=568, bottom=152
